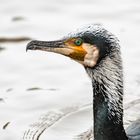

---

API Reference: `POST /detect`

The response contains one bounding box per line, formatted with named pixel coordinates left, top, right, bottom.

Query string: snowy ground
left=0, top=0, right=140, bottom=140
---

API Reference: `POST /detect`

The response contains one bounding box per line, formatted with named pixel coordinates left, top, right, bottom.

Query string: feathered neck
left=85, top=47, right=128, bottom=140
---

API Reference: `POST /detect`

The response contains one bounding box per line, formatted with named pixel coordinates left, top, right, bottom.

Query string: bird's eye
left=74, top=38, right=83, bottom=46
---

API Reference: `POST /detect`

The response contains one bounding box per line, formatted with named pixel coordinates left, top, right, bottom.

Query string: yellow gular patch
left=69, top=46, right=87, bottom=61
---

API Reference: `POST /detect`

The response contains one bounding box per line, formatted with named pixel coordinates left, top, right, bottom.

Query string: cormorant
left=26, top=24, right=140, bottom=140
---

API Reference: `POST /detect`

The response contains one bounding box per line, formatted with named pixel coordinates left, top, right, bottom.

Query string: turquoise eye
left=75, top=38, right=83, bottom=46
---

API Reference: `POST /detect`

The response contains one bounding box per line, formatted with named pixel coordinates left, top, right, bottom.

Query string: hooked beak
left=26, top=39, right=87, bottom=61
left=26, top=39, right=75, bottom=57
left=26, top=40, right=64, bottom=52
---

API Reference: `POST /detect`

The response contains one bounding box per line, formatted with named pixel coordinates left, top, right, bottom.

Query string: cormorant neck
left=85, top=48, right=128, bottom=140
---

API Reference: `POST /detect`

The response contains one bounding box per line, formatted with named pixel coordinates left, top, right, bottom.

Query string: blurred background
left=0, top=0, right=140, bottom=140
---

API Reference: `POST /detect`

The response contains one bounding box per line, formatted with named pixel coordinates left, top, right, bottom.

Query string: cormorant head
left=26, top=24, right=119, bottom=68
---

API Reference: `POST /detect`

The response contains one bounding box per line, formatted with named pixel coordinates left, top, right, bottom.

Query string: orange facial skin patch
left=65, top=38, right=87, bottom=61
left=65, top=38, right=100, bottom=67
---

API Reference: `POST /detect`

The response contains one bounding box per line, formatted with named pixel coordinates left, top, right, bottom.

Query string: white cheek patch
left=82, top=43, right=99, bottom=67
